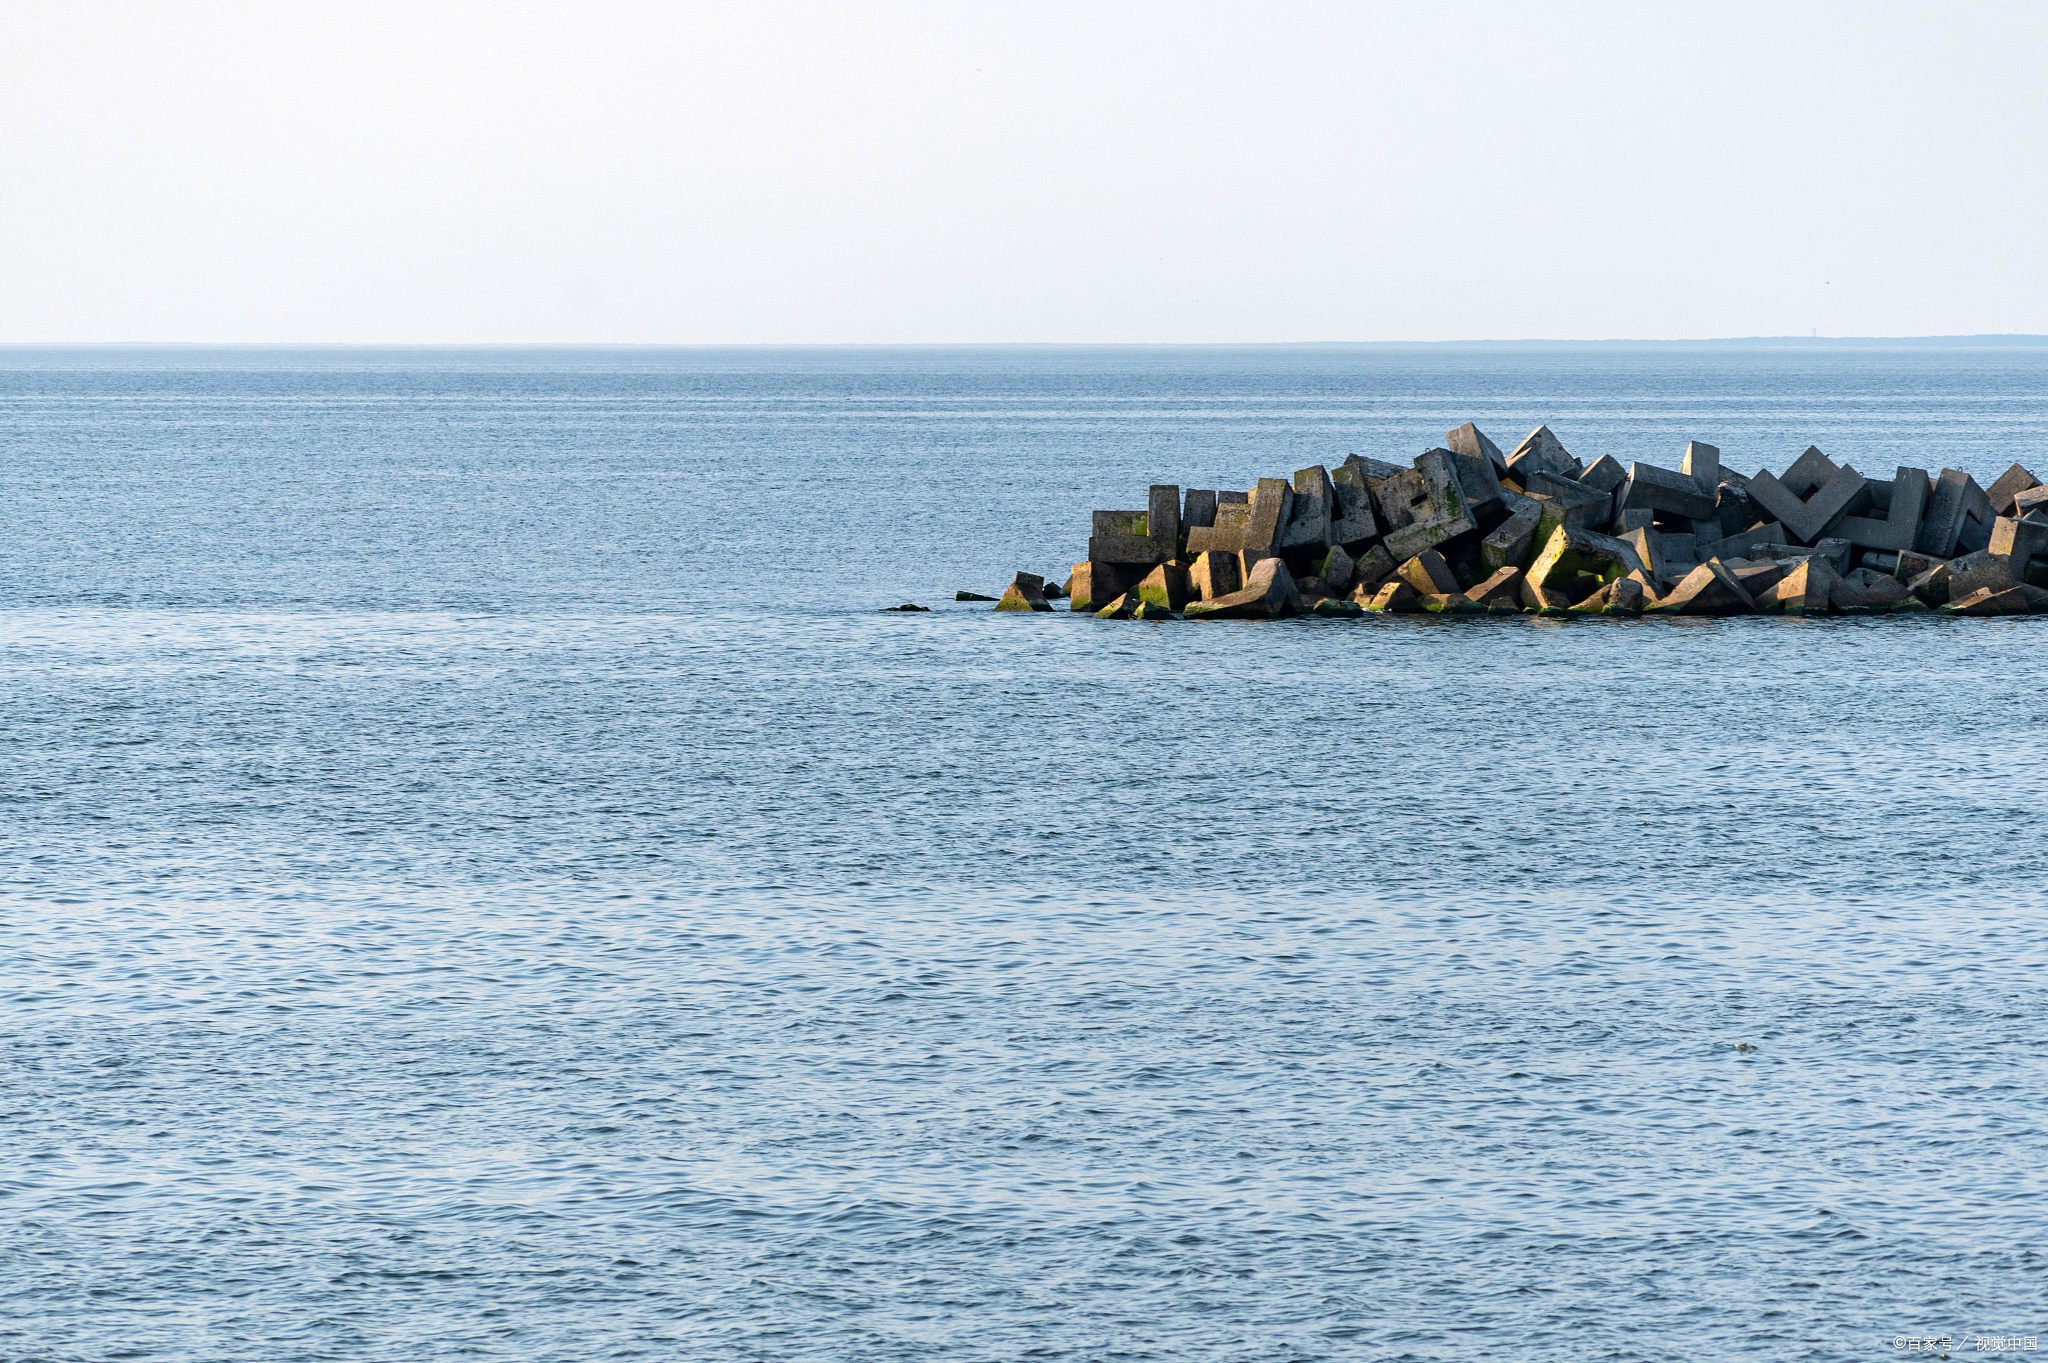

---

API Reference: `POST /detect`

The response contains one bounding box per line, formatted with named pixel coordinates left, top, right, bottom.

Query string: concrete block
left=1504, top=424, right=1580, bottom=482
left=1619, top=460, right=1718, bottom=522
left=1481, top=502, right=1544, bottom=572
left=1376, top=450, right=1477, bottom=560
left=1329, top=456, right=1383, bottom=546
left=1728, top=560, right=1788, bottom=600
left=1182, top=555, right=1302, bottom=619
left=1945, top=549, right=2021, bottom=602
left=1756, top=557, right=1836, bottom=614
left=1604, top=577, right=1647, bottom=615
left=1989, top=514, right=2048, bottom=565
left=1185, top=501, right=1249, bottom=557
left=1829, top=566, right=1909, bottom=611
left=1987, top=463, right=2040, bottom=516
left=1135, top=562, right=1192, bottom=610
left=1309, top=544, right=1355, bottom=597
left=1916, top=469, right=1994, bottom=559
left=1464, top=565, right=1522, bottom=607
left=1892, top=549, right=1944, bottom=584
left=1526, top=524, right=1650, bottom=603
left=1351, top=543, right=1398, bottom=593
left=996, top=571, right=1053, bottom=612
left=1421, top=593, right=1484, bottom=614
left=1525, top=469, right=1612, bottom=527
left=1148, top=485, right=1181, bottom=563
left=2012, top=486, right=2048, bottom=518
left=1579, top=454, right=1628, bottom=495
left=1363, top=579, right=1422, bottom=613
left=1614, top=507, right=1654, bottom=534
left=1746, top=464, right=1868, bottom=544
left=1648, top=559, right=1757, bottom=615
left=1188, top=550, right=1240, bottom=601
left=1181, top=488, right=1218, bottom=532
left=1066, top=561, right=1132, bottom=612
left=1949, top=584, right=2048, bottom=615
left=1837, top=466, right=1930, bottom=553
left=1088, top=508, right=1159, bottom=565
left=1446, top=421, right=1508, bottom=473
left=1242, top=477, right=1293, bottom=563
left=1781, top=445, right=1840, bottom=496
left=1279, top=466, right=1335, bottom=550
left=1681, top=440, right=1721, bottom=491
left=1397, top=549, right=1462, bottom=596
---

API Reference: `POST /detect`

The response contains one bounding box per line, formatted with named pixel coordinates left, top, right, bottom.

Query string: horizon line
left=2, top=333, right=2048, bottom=350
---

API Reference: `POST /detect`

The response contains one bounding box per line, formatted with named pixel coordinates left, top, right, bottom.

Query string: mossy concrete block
left=1526, top=524, right=1648, bottom=603
left=1481, top=502, right=1544, bottom=572
left=1243, top=477, right=1293, bottom=563
left=1376, top=450, right=1476, bottom=561
left=996, top=572, right=1053, bottom=612
left=1364, top=580, right=1422, bottom=613
left=1396, top=548, right=1461, bottom=596
left=1135, top=562, right=1192, bottom=611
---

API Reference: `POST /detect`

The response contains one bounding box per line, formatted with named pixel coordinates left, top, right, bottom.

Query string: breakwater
left=989, top=423, right=2048, bottom=618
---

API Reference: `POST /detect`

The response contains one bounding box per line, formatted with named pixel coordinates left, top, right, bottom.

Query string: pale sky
left=2, top=0, right=2044, bottom=343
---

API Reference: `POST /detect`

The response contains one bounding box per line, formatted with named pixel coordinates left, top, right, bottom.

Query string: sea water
left=3, top=344, right=2046, bottom=1360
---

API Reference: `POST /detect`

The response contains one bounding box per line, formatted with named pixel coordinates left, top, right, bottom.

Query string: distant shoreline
left=2, top=335, right=2047, bottom=353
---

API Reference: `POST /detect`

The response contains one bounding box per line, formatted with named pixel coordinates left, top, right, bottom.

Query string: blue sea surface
left=3, top=344, right=2046, bottom=1360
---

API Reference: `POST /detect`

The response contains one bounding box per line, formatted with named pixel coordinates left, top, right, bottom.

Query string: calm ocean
left=3, top=344, right=2046, bottom=1360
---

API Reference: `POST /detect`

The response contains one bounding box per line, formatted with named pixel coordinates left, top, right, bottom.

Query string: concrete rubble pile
left=990, top=423, right=2048, bottom=620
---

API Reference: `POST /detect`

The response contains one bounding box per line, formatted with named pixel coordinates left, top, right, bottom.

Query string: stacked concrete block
left=1022, top=425, right=2048, bottom=620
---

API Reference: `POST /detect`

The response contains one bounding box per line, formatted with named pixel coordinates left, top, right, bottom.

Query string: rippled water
left=4, top=345, right=2047, bottom=1360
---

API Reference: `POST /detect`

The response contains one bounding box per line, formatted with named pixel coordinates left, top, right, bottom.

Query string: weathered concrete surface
left=1186, top=500, right=1251, bottom=557
left=1681, top=440, right=1721, bottom=491
left=1446, top=421, right=1508, bottom=472
left=1505, top=425, right=1579, bottom=482
left=1397, top=549, right=1461, bottom=596
left=1948, top=583, right=2048, bottom=615
left=1188, top=549, right=1242, bottom=601
left=1620, top=461, right=1717, bottom=522
left=996, top=571, right=1053, bottom=612
left=1916, top=470, right=1995, bottom=559
left=1280, top=466, right=1336, bottom=550
left=1837, top=466, right=1930, bottom=553
left=1757, top=557, right=1837, bottom=614
left=1987, top=463, right=2041, bottom=516
left=1329, top=457, right=1383, bottom=546
left=1183, top=555, right=1303, bottom=619
left=1748, top=463, right=1868, bottom=544
left=1136, top=562, right=1193, bottom=611
left=1181, top=488, right=1219, bottom=533
left=1649, top=560, right=1755, bottom=615
left=1242, top=477, right=1294, bottom=564
left=1526, top=524, right=1649, bottom=603
left=1375, top=450, right=1477, bottom=561
left=1481, top=502, right=1544, bottom=572
left=1829, top=566, right=1909, bottom=611
left=1465, top=565, right=1523, bottom=608
left=1364, top=579, right=1422, bottom=613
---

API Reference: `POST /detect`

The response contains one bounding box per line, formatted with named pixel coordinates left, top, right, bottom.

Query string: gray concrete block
left=1481, top=501, right=1544, bottom=572
left=1781, top=445, right=1840, bottom=496
left=1579, top=454, right=1628, bottom=496
left=1916, top=469, right=1993, bottom=559
left=1185, top=500, right=1249, bottom=557
left=1987, top=463, right=2040, bottom=516
left=1526, top=523, right=1650, bottom=602
left=1837, top=465, right=1929, bottom=553
left=1681, top=440, right=1721, bottom=492
left=996, top=571, right=1053, bottom=612
left=1505, top=424, right=1579, bottom=482
left=1989, top=514, right=2048, bottom=565
left=1088, top=508, right=1160, bottom=565
left=1620, top=460, right=1719, bottom=522
left=1242, top=477, right=1293, bottom=562
left=1329, top=457, right=1383, bottom=546
left=1525, top=469, right=1612, bottom=527
left=1747, top=464, right=1867, bottom=544
left=1376, top=450, right=1477, bottom=560
left=1188, top=550, right=1241, bottom=601
left=1648, top=559, right=1756, bottom=614
left=1149, top=484, right=1181, bottom=562
left=1181, top=488, right=1218, bottom=532
left=1279, top=465, right=1335, bottom=550
left=1182, top=555, right=1302, bottom=619
left=1397, top=548, right=1462, bottom=596
left=1446, top=422, right=1508, bottom=472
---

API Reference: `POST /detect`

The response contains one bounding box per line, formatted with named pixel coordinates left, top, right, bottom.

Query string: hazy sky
left=3, top=0, right=2044, bottom=343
